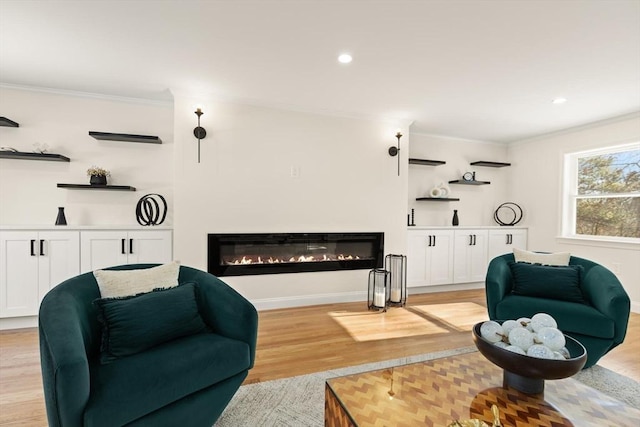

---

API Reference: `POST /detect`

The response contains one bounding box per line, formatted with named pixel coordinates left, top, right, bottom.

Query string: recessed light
left=552, top=97, right=567, bottom=104
left=338, top=54, right=352, bottom=64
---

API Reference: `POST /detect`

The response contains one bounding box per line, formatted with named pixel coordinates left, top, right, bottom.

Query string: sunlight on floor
left=411, top=302, right=488, bottom=332
left=329, top=308, right=448, bottom=342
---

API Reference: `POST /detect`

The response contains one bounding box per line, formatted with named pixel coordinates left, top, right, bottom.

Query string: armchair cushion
left=513, top=248, right=570, bottom=266
left=94, top=282, right=208, bottom=364
left=509, top=262, right=587, bottom=303
left=94, top=261, right=180, bottom=298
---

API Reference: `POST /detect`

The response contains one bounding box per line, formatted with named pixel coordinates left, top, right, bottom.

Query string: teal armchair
left=485, top=253, right=630, bottom=368
left=39, top=264, right=258, bottom=427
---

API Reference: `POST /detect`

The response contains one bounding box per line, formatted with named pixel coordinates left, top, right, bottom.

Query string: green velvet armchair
left=485, top=253, right=630, bottom=368
left=39, top=264, right=258, bottom=427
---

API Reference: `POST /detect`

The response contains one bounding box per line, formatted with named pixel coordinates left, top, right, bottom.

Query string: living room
left=0, top=1, right=639, bottom=426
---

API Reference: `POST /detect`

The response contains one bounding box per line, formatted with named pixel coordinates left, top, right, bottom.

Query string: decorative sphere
left=494, top=341, right=509, bottom=349
left=558, top=347, right=570, bottom=359
left=527, top=344, right=556, bottom=359
left=537, top=327, right=566, bottom=351
left=531, top=313, right=558, bottom=332
left=480, top=321, right=503, bottom=343
left=553, top=351, right=567, bottom=360
left=501, top=319, right=520, bottom=336
left=517, top=317, right=533, bottom=331
left=505, top=345, right=526, bottom=355
left=509, top=327, right=534, bottom=351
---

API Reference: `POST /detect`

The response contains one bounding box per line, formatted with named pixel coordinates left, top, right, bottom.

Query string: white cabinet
left=0, top=230, right=80, bottom=318
left=453, top=229, right=489, bottom=284
left=80, top=230, right=172, bottom=272
left=407, top=229, right=454, bottom=287
left=488, top=228, right=528, bottom=260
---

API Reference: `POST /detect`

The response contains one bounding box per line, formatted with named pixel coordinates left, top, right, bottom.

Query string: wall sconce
left=193, top=108, right=207, bottom=163
left=388, top=131, right=402, bottom=176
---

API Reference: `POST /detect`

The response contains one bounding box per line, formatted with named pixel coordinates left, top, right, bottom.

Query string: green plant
left=86, top=166, right=111, bottom=177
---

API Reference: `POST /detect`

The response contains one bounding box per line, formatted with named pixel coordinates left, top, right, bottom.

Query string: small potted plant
left=87, top=166, right=111, bottom=186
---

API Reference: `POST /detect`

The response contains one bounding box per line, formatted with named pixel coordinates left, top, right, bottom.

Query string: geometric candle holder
left=385, top=254, right=407, bottom=307
left=368, top=268, right=389, bottom=312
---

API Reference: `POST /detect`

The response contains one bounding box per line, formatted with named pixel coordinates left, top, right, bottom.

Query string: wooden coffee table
left=325, top=351, right=640, bottom=426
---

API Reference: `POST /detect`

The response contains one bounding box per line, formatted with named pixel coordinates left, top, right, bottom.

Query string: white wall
left=507, top=114, right=640, bottom=309
left=408, top=133, right=510, bottom=227
left=0, top=87, right=174, bottom=226
left=172, top=95, right=409, bottom=306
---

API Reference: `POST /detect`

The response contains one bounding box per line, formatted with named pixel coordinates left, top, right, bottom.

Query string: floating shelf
left=89, top=131, right=162, bottom=144
left=470, top=161, right=511, bottom=167
left=409, top=158, right=446, bottom=166
left=448, top=180, right=490, bottom=185
left=57, top=183, right=136, bottom=191
left=416, top=197, right=460, bottom=201
left=0, top=117, right=19, bottom=127
left=0, top=151, right=70, bottom=162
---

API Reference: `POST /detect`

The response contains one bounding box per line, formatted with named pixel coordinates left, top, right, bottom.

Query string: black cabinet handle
left=474, top=234, right=477, bottom=245
left=30, top=239, right=36, bottom=256
left=40, top=239, right=45, bottom=256
left=469, top=235, right=473, bottom=246
left=506, top=234, right=509, bottom=244
left=129, top=239, right=133, bottom=254
left=121, top=239, right=126, bottom=254
left=433, top=235, right=436, bottom=246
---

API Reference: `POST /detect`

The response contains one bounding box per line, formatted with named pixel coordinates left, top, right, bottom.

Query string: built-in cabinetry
left=80, top=230, right=172, bottom=272
left=0, top=228, right=172, bottom=320
left=0, top=230, right=80, bottom=317
left=407, top=227, right=527, bottom=287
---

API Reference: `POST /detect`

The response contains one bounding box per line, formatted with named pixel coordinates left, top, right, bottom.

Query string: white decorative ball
left=494, top=341, right=509, bottom=349
left=517, top=317, right=534, bottom=331
left=509, top=327, right=534, bottom=351
left=480, top=321, right=504, bottom=343
left=537, top=327, right=566, bottom=351
left=553, top=351, right=567, bottom=360
left=501, top=319, right=520, bottom=336
left=527, top=344, right=556, bottom=359
left=505, top=345, right=526, bottom=355
left=531, top=313, right=558, bottom=332
left=558, top=347, right=571, bottom=359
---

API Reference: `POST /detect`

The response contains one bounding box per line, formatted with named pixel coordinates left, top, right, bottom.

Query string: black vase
left=90, top=175, right=107, bottom=185
left=452, top=210, right=459, bottom=226
left=55, top=207, right=67, bottom=226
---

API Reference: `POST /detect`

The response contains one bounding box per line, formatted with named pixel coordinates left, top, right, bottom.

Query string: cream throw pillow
left=513, top=248, right=570, bottom=266
left=94, top=261, right=180, bottom=298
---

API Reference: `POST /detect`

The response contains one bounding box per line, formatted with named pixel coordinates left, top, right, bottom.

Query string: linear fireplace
left=208, top=232, right=384, bottom=276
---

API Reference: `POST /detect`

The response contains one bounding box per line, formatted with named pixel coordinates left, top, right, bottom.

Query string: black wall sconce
left=388, top=131, right=402, bottom=176
left=193, top=108, right=207, bottom=163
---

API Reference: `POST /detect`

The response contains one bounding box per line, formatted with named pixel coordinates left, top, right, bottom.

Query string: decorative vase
left=90, top=175, right=107, bottom=186
left=55, top=207, right=67, bottom=226
left=452, top=210, right=459, bottom=226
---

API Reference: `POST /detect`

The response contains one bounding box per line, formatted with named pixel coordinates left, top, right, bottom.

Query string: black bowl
left=472, top=322, right=587, bottom=394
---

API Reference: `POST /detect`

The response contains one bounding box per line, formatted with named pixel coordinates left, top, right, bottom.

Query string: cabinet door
left=488, top=229, right=528, bottom=261
left=453, top=230, right=488, bottom=284
left=80, top=231, right=128, bottom=272
left=0, top=231, right=39, bottom=317
left=37, top=231, right=80, bottom=301
left=407, top=231, right=429, bottom=287
left=127, top=230, right=172, bottom=264
left=427, top=230, right=454, bottom=285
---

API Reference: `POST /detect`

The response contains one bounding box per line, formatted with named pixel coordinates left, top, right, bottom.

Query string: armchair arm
left=39, top=289, right=92, bottom=427
left=485, top=255, right=514, bottom=320
left=580, top=265, right=630, bottom=346
left=191, top=270, right=259, bottom=369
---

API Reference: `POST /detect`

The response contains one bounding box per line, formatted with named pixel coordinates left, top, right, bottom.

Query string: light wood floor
left=1, top=289, right=638, bottom=426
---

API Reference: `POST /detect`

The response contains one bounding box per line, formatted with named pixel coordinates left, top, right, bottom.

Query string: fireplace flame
left=224, top=254, right=363, bottom=265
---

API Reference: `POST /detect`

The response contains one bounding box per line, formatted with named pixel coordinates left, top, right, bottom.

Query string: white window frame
left=561, top=142, right=640, bottom=246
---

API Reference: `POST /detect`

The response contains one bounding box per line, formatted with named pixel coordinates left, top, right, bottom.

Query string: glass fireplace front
left=208, top=232, right=384, bottom=276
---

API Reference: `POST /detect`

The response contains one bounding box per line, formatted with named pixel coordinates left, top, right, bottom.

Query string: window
left=562, top=142, right=640, bottom=241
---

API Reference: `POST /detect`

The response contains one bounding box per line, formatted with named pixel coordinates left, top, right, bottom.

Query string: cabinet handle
left=40, top=239, right=45, bottom=256
left=30, top=239, right=36, bottom=256
left=129, top=238, right=133, bottom=254
left=473, top=234, right=477, bottom=246
left=433, top=235, right=436, bottom=246
left=121, top=239, right=126, bottom=254
left=469, top=235, right=473, bottom=246
left=508, top=234, right=513, bottom=244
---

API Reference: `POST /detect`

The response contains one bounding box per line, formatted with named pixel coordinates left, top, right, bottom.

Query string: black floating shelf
left=470, top=161, right=511, bottom=167
left=0, top=117, right=19, bottom=127
left=449, top=180, right=490, bottom=185
left=416, top=197, right=460, bottom=201
left=409, top=158, right=446, bottom=166
left=57, top=183, right=136, bottom=191
left=89, top=131, right=162, bottom=144
left=0, top=151, right=70, bottom=162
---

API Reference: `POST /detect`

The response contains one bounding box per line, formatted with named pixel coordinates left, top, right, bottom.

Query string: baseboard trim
left=631, top=301, right=640, bottom=314
left=251, top=291, right=368, bottom=311
left=0, top=316, right=37, bottom=331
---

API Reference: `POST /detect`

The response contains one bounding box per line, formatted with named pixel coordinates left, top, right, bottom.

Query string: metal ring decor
left=136, top=193, right=167, bottom=226
left=494, top=202, right=523, bottom=226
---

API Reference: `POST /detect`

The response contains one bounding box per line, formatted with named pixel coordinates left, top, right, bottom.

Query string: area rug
left=214, top=346, right=640, bottom=426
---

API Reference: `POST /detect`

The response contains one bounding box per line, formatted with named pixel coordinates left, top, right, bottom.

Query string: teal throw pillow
left=94, top=282, right=208, bottom=364
left=509, top=262, right=586, bottom=304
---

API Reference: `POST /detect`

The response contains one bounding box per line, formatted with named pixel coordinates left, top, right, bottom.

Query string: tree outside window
left=566, top=144, right=640, bottom=239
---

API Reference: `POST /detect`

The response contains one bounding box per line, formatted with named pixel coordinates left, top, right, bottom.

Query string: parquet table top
left=325, top=351, right=640, bottom=427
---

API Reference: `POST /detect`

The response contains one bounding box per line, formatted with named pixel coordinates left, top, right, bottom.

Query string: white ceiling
left=1, top=0, right=639, bottom=143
